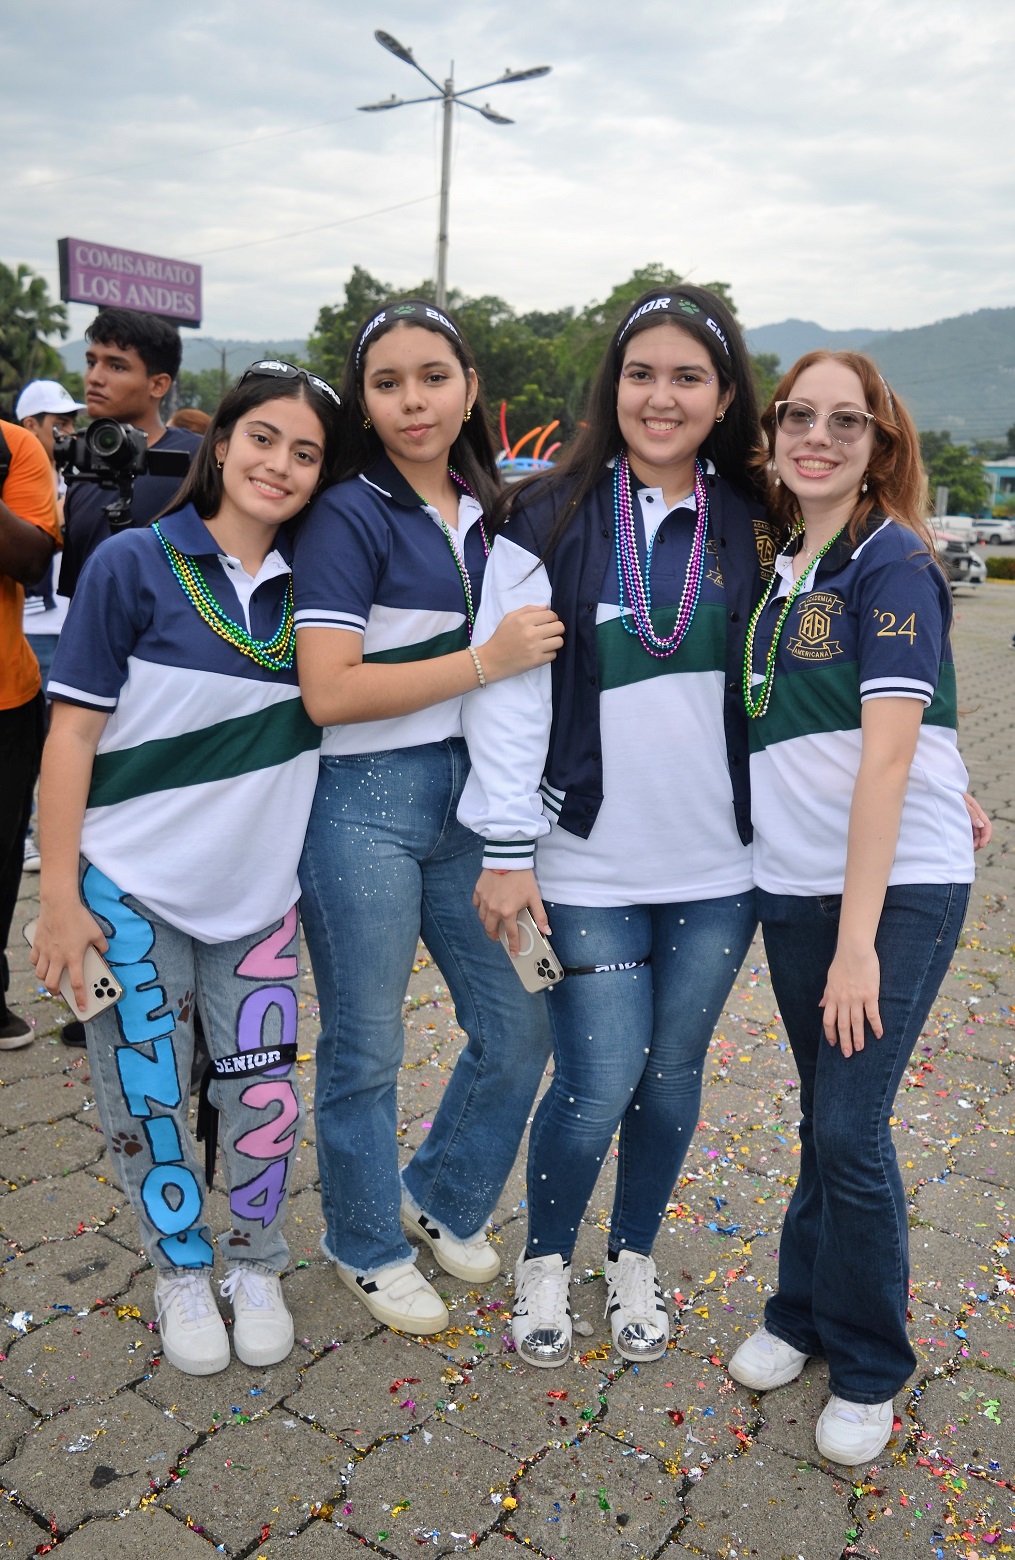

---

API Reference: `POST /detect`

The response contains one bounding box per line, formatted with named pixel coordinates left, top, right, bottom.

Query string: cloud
left=2, top=0, right=1012, bottom=339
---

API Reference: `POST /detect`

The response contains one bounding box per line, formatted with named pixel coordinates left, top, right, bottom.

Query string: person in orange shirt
left=0, top=419, right=61, bottom=1046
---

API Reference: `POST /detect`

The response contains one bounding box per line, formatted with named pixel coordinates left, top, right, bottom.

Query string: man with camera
left=59, top=307, right=201, bottom=599
left=0, top=415, right=61, bottom=1045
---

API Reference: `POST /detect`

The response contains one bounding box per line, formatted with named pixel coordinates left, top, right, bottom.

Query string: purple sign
left=58, top=237, right=202, bottom=327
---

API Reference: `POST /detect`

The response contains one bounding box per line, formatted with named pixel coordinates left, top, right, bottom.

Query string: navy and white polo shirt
left=293, top=454, right=489, bottom=755
left=460, top=465, right=754, bottom=906
left=748, top=518, right=974, bottom=895
left=48, top=504, right=321, bottom=942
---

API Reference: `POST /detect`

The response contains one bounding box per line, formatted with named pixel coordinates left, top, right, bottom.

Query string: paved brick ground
left=2, top=581, right=1013, bottom=1559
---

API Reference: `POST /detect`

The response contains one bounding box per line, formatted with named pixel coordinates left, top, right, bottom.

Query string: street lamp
left=359, top=30, right=551, bottom=307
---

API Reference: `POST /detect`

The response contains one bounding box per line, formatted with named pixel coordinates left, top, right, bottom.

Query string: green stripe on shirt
left=88, top=696, right=320, bottom=807
left=597, top=601, right=726, bottom=692
left=748, top=659, right=957, bottom=752
left=364, top=625, right=468, bottom=665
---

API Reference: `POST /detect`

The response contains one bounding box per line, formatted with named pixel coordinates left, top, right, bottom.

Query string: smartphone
left=23, top=919, right=123, bottom=1023
left=498, top=908, right=565, bottom=993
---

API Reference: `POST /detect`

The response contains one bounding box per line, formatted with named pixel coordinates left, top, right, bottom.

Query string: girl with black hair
left=293, top=301, right=563, bottom=1335
left=30, top=363, right=343, bottom=1376
left=460, top=285, right=773, bottom=1368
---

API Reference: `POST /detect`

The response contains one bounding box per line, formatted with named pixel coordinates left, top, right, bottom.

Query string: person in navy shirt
left=30, top=363, right=342, bottom=1379
left=728, top=352, right=982, bottom=1465
left=293, top=301, right=563, bottom=1335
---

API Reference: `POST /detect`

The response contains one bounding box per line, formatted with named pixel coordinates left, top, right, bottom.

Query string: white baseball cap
left=16, top=380, right=86, bottom=421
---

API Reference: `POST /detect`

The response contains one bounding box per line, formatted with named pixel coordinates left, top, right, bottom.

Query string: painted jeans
left=81, top=862, right=305, bottom=1273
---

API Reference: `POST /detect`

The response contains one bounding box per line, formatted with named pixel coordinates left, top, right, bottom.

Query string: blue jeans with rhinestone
left=524, top=892, right=758, bottom=1261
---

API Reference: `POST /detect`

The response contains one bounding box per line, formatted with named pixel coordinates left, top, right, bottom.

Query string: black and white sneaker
left=604, top=1250, right=669, bottom=1360
left=401, top=1186, right=500, bottom=1281
left=511, top=1251, right=572, bottom=1367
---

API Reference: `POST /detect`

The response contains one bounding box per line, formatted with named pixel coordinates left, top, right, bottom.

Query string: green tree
left=0, top=261, right=69, bottom=410
left=305, top=263, right=778, bottom=454
left=919, top=430, right=990, bottom=515
left=177, top=367, right=227, bottom=414
left=751, top=351, right=781, bottom=409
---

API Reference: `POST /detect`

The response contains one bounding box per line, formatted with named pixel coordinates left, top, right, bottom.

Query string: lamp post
left=359, top=30, right=550, bottom=308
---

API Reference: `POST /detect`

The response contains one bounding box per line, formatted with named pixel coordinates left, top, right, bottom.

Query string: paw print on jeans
left=111, top=1131, right=143, bottom=1157
left=176, top=989, right=195, bottom=1023
left=226, top=1229, right=251, bottom=1249
left=535, top=958, right=559, bottom=982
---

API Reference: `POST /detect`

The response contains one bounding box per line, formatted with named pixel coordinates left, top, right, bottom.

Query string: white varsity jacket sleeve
left=458, top=531, right=554, bottom=871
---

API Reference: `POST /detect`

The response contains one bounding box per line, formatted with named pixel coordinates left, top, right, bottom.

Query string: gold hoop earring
left=362, top=415, right=372, bottom=430
left=463, top=406, right=472, bottom=423
left=715, top=410, right=725, bottom=424
left=216, top=458, right=223, bottom=469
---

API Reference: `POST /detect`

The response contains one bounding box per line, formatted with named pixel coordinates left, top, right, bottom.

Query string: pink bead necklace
left=614, top=452, right=709, bottom=658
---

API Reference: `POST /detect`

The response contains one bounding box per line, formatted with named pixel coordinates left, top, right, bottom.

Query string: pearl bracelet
left=469, top=646, right=487, bottom=688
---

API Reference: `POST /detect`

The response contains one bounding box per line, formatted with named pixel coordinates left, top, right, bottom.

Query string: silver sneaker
left=511, top=1252, right=572, bottom=1367
left=604, top=1250, right=669, bottom=1361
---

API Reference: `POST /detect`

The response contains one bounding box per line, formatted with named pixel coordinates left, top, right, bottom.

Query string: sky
left=5, top=0, right=1014, bottom=354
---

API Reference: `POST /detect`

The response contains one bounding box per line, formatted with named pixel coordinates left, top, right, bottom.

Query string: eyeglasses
left=775, top=400, right=875, bottom=445
left=239, top=360, right=342, bottom=410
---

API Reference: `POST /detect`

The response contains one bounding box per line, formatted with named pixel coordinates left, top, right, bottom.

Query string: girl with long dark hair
left=460, top=285, right=773, bottom=1367
left=727, top=353, right=977, bottom=1464
left=293, top=301, right=562, bottom=1334
left=30, top=363, right=343, bottom=1376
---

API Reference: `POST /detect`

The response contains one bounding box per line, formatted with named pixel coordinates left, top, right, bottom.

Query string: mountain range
left=744, top=310, right=1015, bottom=442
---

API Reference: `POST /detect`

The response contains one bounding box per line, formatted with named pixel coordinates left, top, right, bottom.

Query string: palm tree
left=0, top=262, right=69, bottom=409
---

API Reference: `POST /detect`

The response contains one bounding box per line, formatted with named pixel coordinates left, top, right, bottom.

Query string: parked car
left=974, top=517, right=1015, bottom=545
left=931, top=526, right=987, bottom=590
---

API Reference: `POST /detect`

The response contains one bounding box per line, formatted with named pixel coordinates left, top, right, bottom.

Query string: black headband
left=617, top=294, right=731, bottom=358
left=354, top=300, right=462, bottom=371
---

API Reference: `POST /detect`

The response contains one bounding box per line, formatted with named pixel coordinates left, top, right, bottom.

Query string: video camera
left=54, top=418, right=192, bottom=531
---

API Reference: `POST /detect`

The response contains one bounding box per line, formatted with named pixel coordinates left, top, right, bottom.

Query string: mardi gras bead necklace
left=614, top=452, right=709, bottom=659
left=154, top=524, right=296, bottom=671
left=742, top=525, right=845, bottom=719
left=417, top=466, right=490, bottom=641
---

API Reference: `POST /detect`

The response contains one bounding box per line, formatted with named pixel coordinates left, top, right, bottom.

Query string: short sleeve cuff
left=860, top=675, right=934, bottom=706
left=294, top=609, right=366, bottom=633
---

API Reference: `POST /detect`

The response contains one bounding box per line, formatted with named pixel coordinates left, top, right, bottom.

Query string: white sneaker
left=727, top=1327, right=809, bottom=1391
left=22, top=838, right=41, bottom=872
left=815, top=1395, right=895, bottom=1464
left=155, top=1271, right=230, bottom=1375
left=220, top=1266, right=294, bottom=1367
left=511, top=1252, right=572, bottom=1368
left=604, top=1250, right=669, bottom=1361
left=336, top=1259, right=449, bottom=1334
left=401, top=1187, right=501, bottom=1282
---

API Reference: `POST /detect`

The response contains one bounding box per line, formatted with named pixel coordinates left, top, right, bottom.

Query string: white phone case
left=498, top=908, right=565, bottom=993
left=23, top=919, right=123, bottom=1023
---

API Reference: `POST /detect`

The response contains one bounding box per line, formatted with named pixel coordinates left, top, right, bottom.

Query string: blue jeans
left=300, top=738, right=552, bottom=1275
left=526, top=892, right=758, bottom=1260
left=758, top=882, right=969, bottom=1403
left=82, top=864, right=305, bottom=1274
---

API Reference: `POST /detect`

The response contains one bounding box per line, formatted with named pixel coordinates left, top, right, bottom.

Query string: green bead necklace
left=742, top=525, right=845, bottom=719
left=154, top=523, right=296, bottom=671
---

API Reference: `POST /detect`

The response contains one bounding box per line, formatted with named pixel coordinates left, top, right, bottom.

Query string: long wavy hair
left=160, top=371, right=343, bottom=525
left=750, top=350, right=932, bottom=550
left=492, top=283, right=764, bottom=548
left=331, top=301, right=502, bottom=516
